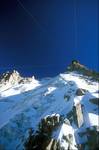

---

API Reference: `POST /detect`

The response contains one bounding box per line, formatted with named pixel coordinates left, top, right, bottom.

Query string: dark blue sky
left=0, top=0, right=98, bottom=78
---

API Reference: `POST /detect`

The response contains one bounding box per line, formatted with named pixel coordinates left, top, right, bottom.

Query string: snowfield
left=0, top=72, right=98, bottom=150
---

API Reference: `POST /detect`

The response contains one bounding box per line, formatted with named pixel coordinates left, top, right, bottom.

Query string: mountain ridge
left=0, top=61, right=99, bottom=86
left=0, top=62, right=99, bottom=150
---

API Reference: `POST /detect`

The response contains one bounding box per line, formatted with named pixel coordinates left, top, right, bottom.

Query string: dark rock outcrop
left=46, top=139, right=59, bottom=150
left=40, top=114, right=61, bottom=134
left=67, top=60, right=99, bottom=81
left=89, top=98, right=99, bottom=105
left=77, top=126, right=99, bottom=150
left=67, top=110, right=74, bottom=124
left=75, top=88, right=87, bottom=96
left=67, top=60, right=87, bottom=72
left=24, top=115, right=75, bottom=150
left=64, top=94, right=70, bottom=101
left=86, top=126, right=99, bottom=150
left=25, top=114, right=62, bottom=150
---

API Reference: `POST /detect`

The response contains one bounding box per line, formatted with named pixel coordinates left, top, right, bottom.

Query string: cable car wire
left=16, top=0, right=45, bottom=31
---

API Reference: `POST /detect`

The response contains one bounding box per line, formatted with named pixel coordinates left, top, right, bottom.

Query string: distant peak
left=0, top=70, right=21, bottom=84
left=0, top=70, right=37, bottom=85
left=2, top=70, right=20, bottom=78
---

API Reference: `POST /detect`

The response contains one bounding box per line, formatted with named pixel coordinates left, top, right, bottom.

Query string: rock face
left=25, top=114, right=77, bottom=150
left=86, top=126, right=99, bottom=150
left=75, top=88, right=86, bottom=96
left=73, top=103, right=84, bottom=128
left=77, top=126, right=99, bottom=150
left=40, top=114, right=61, bottom=133
left=25, top=114, right=62, bottom=150
left=46, top=139, right=59, bottom=150
left=89, top=98, right=99, bottom=105
left=67, top=103, right=84, bottom=128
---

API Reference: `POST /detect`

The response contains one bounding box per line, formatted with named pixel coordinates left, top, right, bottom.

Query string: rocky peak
left=25, top=114, right=77, bottom=150
left=67, top=60, right=99, bottom=81
left=0, top=70, right=22, bottom=85
left=67, top=60, right=87, bottom=71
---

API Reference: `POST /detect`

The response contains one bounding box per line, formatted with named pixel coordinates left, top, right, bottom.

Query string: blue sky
left=0, top=0, right=98, bottom=78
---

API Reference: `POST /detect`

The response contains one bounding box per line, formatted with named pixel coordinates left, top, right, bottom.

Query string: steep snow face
left=0, top=72, right=98, bottom=150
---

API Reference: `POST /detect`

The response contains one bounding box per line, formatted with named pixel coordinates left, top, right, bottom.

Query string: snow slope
left=0, top=71, right=98, bottom=150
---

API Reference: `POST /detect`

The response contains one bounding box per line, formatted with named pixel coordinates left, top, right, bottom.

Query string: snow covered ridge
left=0, top=64, right=99, bottom=150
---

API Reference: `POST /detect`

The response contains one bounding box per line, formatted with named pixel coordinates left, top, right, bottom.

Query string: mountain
left=0, top=61, right=99, bottom=150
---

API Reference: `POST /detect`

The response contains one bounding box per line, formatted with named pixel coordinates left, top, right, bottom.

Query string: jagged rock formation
left=67, top=60, right=99, bottom=81
left=25, top=114, right=61, bottom=150
left=0, top=70, right=22, bottom=85
left=25, top=114, right=77, bottom=150
left=67, top=60, right=87, bottom=71
left=40, top=114, right=61, bottom=133
left=0, top=70, right=36, bottom=86
left=0, top=70, right=38, bottom=93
